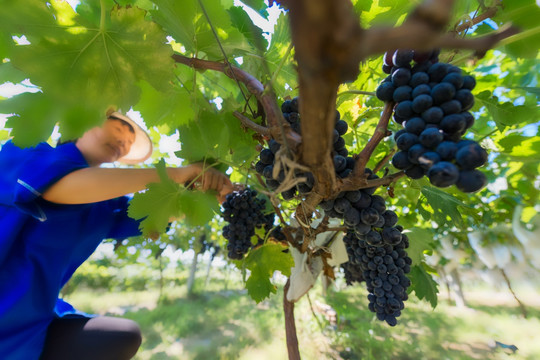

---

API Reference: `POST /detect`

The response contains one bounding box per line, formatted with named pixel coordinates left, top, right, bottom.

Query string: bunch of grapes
left=221, top=189, right=276, bottom=260
left=376, top=49, right=488, bottom=193
left=319, top=156, right=411, bottom=325
left=255, top=97, right=350, bottom=199
left=342, top=228, right=412, bottom=326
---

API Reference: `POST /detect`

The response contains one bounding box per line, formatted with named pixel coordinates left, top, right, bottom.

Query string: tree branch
left=233, top=111, right=271, bottom=136
left=172, top=54, right=301, bottom=151
left=454, top=5, right=500, bottom=33
left=354, top=101, right=394, bottom=177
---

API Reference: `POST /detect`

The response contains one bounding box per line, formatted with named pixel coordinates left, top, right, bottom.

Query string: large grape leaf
left=409, top=264, right=439, bottom=308
left=420, top=186, right=469, bottom=227
left=178, top=190, right=220, bottom=227
left=0, top=93, right=60, bottom=147
left=244, top=242, right=293, bottom=303
left=476, top=91, right=539, bottom=131
left=150, top=0, right=254, bottom=59
left=496, top=0, right=540, bottom=58
left=406, top=227, right=434, bottom=265
left=177, top=110, right=231, bottom=161
left=228, top=6, right=268, bottom=51
left=5, top=2, right=175, bottom=141
left=134, top=80, right=195, bottom=130
left=128, top=159, right=182, bottom=235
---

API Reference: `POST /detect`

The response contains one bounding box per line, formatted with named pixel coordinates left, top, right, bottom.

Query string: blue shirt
left=0, top=141, right=142, bottom=360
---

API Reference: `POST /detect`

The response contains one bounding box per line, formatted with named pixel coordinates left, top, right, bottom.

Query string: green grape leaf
left=476, top=91, right=539, bottom=130
left=134, top=80, right=195, bottom=130
left=244, top=242, right=293, bottom=303
left=421, top=186, right=468, bottom=227
left=1, top=93, right=60, bottom=147
left=177, top=111, right=230, bottom=161
left=409, top=263, right=438, bottom=308
left=8, top=3, right=175, bottom=140
left=178, top=190, right=220, bottom=227
left=150, top=0, right=253, bottom=59
left=228, top=6, right=268, bottom=51
left=128, top=159, right=181, bottom=236
left=405, top=227, right=433, bottom=265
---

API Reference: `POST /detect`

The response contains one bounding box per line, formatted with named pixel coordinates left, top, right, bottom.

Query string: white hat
left=107, top=111, right=153, bottom=164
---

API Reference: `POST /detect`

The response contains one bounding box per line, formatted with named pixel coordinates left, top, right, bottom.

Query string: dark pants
left=39, top=316, right=142, bottom=360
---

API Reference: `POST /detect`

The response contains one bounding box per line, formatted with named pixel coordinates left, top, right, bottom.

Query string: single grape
left=427, top=161, right=460, bottom=187
left=456, top=170, right=487, bottom=192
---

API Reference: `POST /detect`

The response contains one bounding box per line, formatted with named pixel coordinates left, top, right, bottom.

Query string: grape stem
left=453, top=5, right=500, bottom=33
left=172, top=54, right=301, bottom=151
left=373, top=148, right=397, bottom=174
left=232, top=111, right=271, bottom=136
left=354, top=101, right=395, bottom=177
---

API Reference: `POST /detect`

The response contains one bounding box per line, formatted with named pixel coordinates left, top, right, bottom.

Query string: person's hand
left=183, top=163, right=233, bottom=203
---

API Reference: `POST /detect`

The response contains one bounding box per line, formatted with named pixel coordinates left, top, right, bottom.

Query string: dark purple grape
left=407, top=144, right=427, bottom=164
left=404, top=117, right=426, bottom=135
left=376, top=82, right=396, bottom=102
left=255, top=160, right=266, bottom=174
left=412, top=84, right=431, bottom=98
left=427, top=62, right=448, bottom=82
left=442, top=72, right=464, bottom=89
left=268, top=139, right=280, bottom=154
left=395, top=100, right=414, bottom=118
left=334, top=155, right=347, bottom=172
left=455, top=89, right=474, bottom=111
left=462, top=75, right=476, bottom=90
left=404, top=165, right=425, bottom=179
left=392, top=150, right=414, bottom=169
left=435, top=141, right=458, bottom=160
left=382, top=227, right=402, bottom=245
left=418, top=151, right=441, bottom=169
left=427, top=161, right=460, bottom=187
left=440, top=100, right=462, bottom=115
left=345, top=190, right=362, bottom=203
left=393, top=129, right=407, bottom=141
left=281, top=100, right=293, bottom=113
left=419, top=127, right=444, bottom=148
left=421, top=107, right=444, bottom=124
left=262, top=165, right=274, bottom=179
left=392, top=68, right=412, bottom=87
left=440, top=114, right=466, bottom=134
left=396, top=132, right=419, bottom=151
left=344, top=207, right=361, bottom=226
left=392, top=49, right=414, bottom=67
left=456, top=170, right=487, bottom=192
left=393, top=85, right=413, bottom=102
left=334, top=197, right=352, bottom=214
left=382, top=210, right=398, bottom=227
left=455, top=143, right=488, bottom=169
left=353, top=191, right=372, bottom=209
left=335, top=120, right=348, bottom=135
left=361, top=208, right=380, bottom=225
left=412, top=94, right=433, bottom=113
left=366, top=230, right=383, bottom=246
left=409, top=72, right=429, bottom=88
left=281, top=187, right=296, bottom=200
left=260, top=148, right=275, bottom=164
left=462, top=112, right=475, bottom=129
left=431, top=82, right=456, bottom=105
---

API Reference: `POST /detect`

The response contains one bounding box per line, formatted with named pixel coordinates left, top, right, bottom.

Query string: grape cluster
left=318, top=160, right=411, bottom=325
left=342, top=228, right=412, bottom=326
left=221, top=189, right=275, bottom=260
left=255, top=97, right=349, bottom=199
left=376, top=49, right=488, bottom=193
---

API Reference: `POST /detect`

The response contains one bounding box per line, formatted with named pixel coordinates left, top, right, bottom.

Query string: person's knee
left=117, top=318, right=142, bottom=358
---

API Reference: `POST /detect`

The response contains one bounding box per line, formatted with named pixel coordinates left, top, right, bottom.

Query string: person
left=0, top=110, right=233, bottom=360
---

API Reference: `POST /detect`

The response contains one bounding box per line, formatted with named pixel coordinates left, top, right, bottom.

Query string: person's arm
left=42, top=164, right=233, bottom=205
